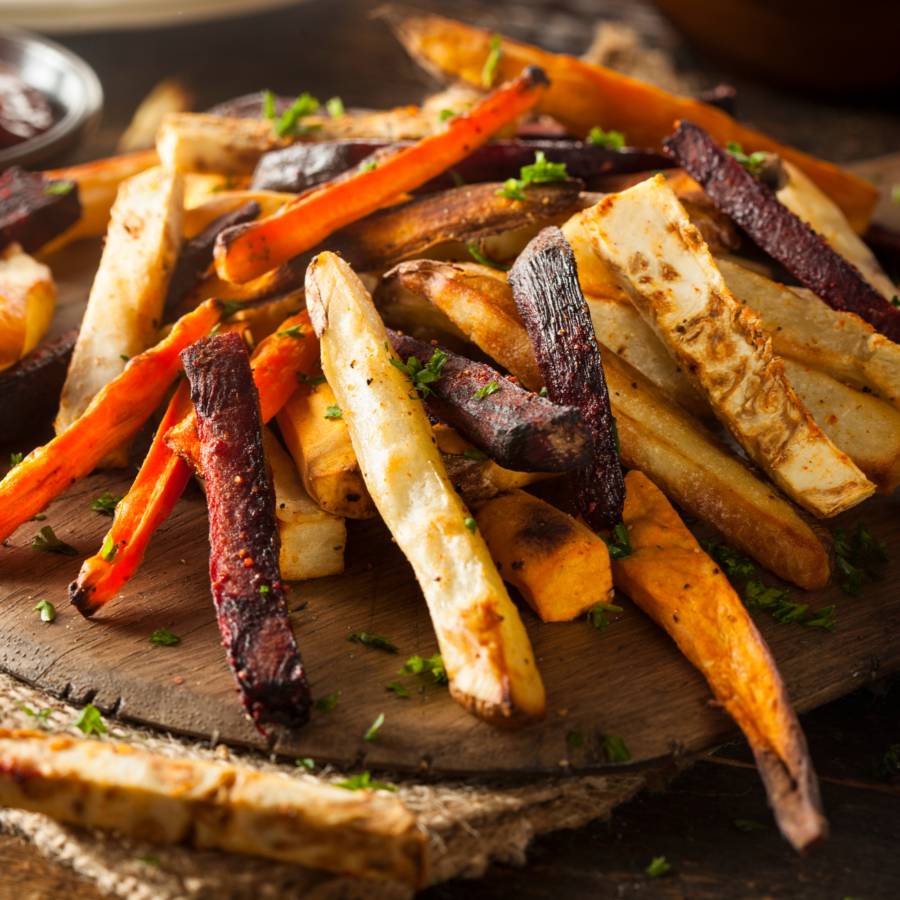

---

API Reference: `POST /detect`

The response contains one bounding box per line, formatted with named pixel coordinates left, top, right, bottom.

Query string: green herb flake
left=734, top=819, right=767, bottom=832
left=601, top=523, right=632, bottom=561
left=699, top=539, right=755, bottom=581
left=743, top=580, right=835, bottom=631
left=277, top=324, right=306, bottom=339
left=482, top=34, right=503, bottom=89
left=398, top=653, right=448, bottom=684
left=646, top=856, right=670, bottom=878
left=10, top=452, right=22, bottom=468
left=463, top=448, right=489, bottom=460
left=262, top=89, right=276, bottom=120
left=567, top=731, right=584, bottom=748
left=466, top=242, right=511, bottom=270
left=893, top=295, right=900, bottom=308
left=495, top=177, right=528, bottom=202
left=539, top=387, right=548, bottom=398
left=390, top=348, right=448, bottom=400
left=324, top=403, right=342, bottom=419
left=136, top=855, right=161, bottom=866
left=520, top=150, right=568, bottom=185
left=348, top=632, right=399, bottom=653
left=272, top=92, right=321, bottom=137
left=326, top=96, right=344, bottom=118
left=364, top=712, right=385, bottom=742
left=601, top=734, right=631, bottom=762
left=15, top=701, right=51, bottom=724
left=611, top=416, right=621, bottom=454
left=91, top=491, right=123, bottom=516
left=148, top=628, right=181, bottom=646
left=120, top=354, right=130, bottom=362
left=587, top=601, right=623, bottom=631
left=259, top=585, right=270, bottom=594
left=33, top=525, right=79, bottom=557
left=439, top=109, right=455, bottom=122
left=34, top=513, right=46, bottom=521
left=33, top=599, right=56, bottom=623
left=361, top=160, right=378, bottom=173
left=872, top=743, right=900, bottom=778
left=315, top=693, right=339, bottom=713
left=464, top=516, right=477, bottom=533
left=335, top=771, right=396, bottom=791
left=44, top=181, right=74, bottom=196
left=832, top=522, right=889, bottom=596
left=587, top=126, right=626, bottom=149
left=387, top=680, right=410, bottom=698
left=296, top=757, right=315, bottom=770
left=73, top=704, right=108, bottom=736
left=451, top=170, right=465, bottom=188
left=297, top=371, right=327, bottom=387
left=472, top=380, right=500, bottom=400
left=100, top=535, right=119, bottom=563
left=726, top=141, right=769, bottom=175
left=220, top=300, right=246, bottom=320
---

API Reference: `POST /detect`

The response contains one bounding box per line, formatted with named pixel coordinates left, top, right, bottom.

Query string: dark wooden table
left=2, top=0, right=900, bottom=897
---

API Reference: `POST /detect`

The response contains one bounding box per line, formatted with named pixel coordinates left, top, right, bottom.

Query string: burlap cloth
left=0, top=670, right=689, bottom=899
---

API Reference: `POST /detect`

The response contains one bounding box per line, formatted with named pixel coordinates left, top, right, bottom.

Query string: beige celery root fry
left=583, top=175, right=874, bottom=519
left=56, top=165, right=184, bottom=467
left=306, top=251, right=545, bottom=725
left=0, top=729, right=426, bottom=885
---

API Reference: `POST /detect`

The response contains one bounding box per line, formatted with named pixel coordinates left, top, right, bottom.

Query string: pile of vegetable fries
left=3, top=5, right=899, bottom=877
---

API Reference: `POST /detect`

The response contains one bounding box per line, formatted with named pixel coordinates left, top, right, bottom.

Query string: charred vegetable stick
left=384, top=8, right=877, bottom=232
left=214, top=67, right=551, bottom=283
left=0, top=166, right=80, bottom=254
left=509, top=226, right=626, bottom=531
left=400, top=260, right=833, bottom=589
left=39, top=149, right=160, bottom=253
left=476, top=489, right=613, bottom=623
left=183, top=331, right=310, bottom=730
left=265, top=429, right=347, bottom=579
left=584, top=175, right=874, bottom=518
left=0, top=299, right=222, bottom=544
left=665, top=121, right=900, bottom=343
left=307, top=251, right=545, bottom=725
left=387, top=328, right=591, bottom=473
left=0, top=729, right=426, bottom=885
left=276, top=382, right=376, bottom=520
left=612, top=470, right=827, bottom=852
left=69, top=382, right=194, bottom=617
left=56, top=166, right=184, bottom=468
left=0, top=242, right=56, bottom=373
left=166, top=310, right=316, bottom=472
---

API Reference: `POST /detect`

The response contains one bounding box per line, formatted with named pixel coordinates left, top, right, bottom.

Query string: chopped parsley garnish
left=148, top=628, right=181, bottom=646
left=587, top=601, right=623, bottom=630
left=33, top=599, right=56, bottom=623
left=360, top=159, right=378, bottom=173
left=893, top=295, right=900, bottom=308
left=539, top=387, right=548, bottom=398
left=10, top=452, right=22, bottom=468
left=832, top=522, right=889, bottom=596
left=100, top=535, right=119, bottom=563
left=734, top=819, right=767, bottom=832
left=15, top=701, right=51, bottom=724
left=495, top=150, right=569, bottom=201
left=726, top=142, right=768, bottom=176
left=326, top=96, right=344, bottom=118
left=601, top=523, right=632, bottom=560
left=387, top=680, right=410, bottom=698
left=259, top=585, right=270, bottom=594
left=872, top=743, right=900, bottom=778
left=324, top=403, right=342, bottom=419
left=398, top=653, right=448, bottom=684
left=220, top=299, right=246, bottom=319
left=451, top=170, right=465, bottom=188
left=347, top=632, right=399, bottom=653
left=496, top=177, right=528, bottom=202
left=601, top=734, right=631, bottom=762
left=466, top=241, right=511, bottom=270
left=33, top=525, right=78, bottom=557
left=440, top=109, right=455, bottom=122
left=567, top=731, right=584, bottom=748
left=268, top=91, right=321, bottom=137
left=463, top=448, right=489, bottom=460
left=262, top=89, right=275, bottom=120
left=34, top=513, right=46, bottom=520
left=136, top=856, right=160, bottom=866
left=296, top=757, right=315, bottom=770
left=364, top=712, right=385, bottom=742
left=390, top=348, right=448, bottom=400
left=335, top=771, right=396, bottom=791
left=315, top=693, right=339, bottom=713
left=743, top=581, right=835, bottom=631
left=210, top=176, right=237, bottom=193
left=44, top=181, right=74, bottom=196
left=73, top=704, right=108, bottom=736
left=482, top=34, right=502, bottom=89
left=646, top=856, right=670, bottom=878
left=464, top=516, right=477, bottom=533
left=297, top=371, right=327, bottom=387
left=472, top=380, right=499, bottom=400
left=699, top=539, right=755, bottom=582
left=91, top=491, right=123, bottom=516
left=277, top=324, right=306, bottom=339
left=120, top=354, right=130, bottom=362
left=611, top=416, right=621, bottom=454
left=587, top=126, right=625, bottom=149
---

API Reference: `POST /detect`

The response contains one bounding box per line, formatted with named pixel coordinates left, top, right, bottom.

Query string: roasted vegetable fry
left=384, top=8, right=877, bottom=233
left=265, top=429, right=347, bottom=579
left=56, top=166, right=184, bottom=468
left=307, top=251, right=545, bottom=725
left=400, top=259, right=833, bottom=589
left=665, top=121, right=900, bottom=342
left=0, top=729, right=427, bottom=885
left=0, top=243, right=56, bottom=373
left=476, top=489, right=613, bottom=622
left=387, top=328, right=591, bottom=473
left=509, top=226, right=626, bottom=530
left=277, top=382, right=377, bottom=520
left=611, top=470, right=827, bottom=852
left=69, top=382, right=194, bottom=617
left=184, top=331, right=310, bottom=730
left=0, top=167, right=80, bottom=254
left=215, top=67, right=551, bottom=283
left=583, top=176, right=874, bottom=519
left=0, top=299, right=222, bottom=544
left=118, top=77, right=193, bottom=153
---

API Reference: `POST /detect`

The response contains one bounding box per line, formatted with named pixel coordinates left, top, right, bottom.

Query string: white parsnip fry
left=306, top=252, right=545, bottom=726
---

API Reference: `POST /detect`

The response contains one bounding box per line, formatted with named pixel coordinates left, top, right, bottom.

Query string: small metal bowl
left=0, top=28, right=102, bottom=170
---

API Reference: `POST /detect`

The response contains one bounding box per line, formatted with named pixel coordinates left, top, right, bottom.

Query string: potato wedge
left=55, top=166, right=183, bottom=467
left=276, top=383, right=377, bottom=520
left=0, top=729, right=426, bottom=885
left=612, top=471, right=827, bottom=853
left=0, top=242, right=55, bottom=373
left=583, top=175, right=874, bottom=518
left=306, top=251, right=545, bottom=725
left=475, top=489, right=613, bottom=623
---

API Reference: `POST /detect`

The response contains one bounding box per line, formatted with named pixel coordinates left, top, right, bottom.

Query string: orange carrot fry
left=166, top=310, right=318, bottom=472
left=69, top=382, right=194, bottom=616
left=0, top=299, right=222, bottom=544
left=213, top=68, right=549, bottom=283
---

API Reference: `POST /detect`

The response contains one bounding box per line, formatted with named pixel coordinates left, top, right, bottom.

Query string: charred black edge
left=182, top=331, right=311, bottom=731
left=165, top=200, right=261, bottom=317
left=387, top=328, right=592, bottom=472
left=663, top=120, right=900, bottom=343
left=0, top=166, right=81, bottom=254
left=509, top=225, right=626, bottom=530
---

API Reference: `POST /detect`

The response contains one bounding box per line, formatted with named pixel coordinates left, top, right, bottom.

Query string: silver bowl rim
left=0, top=26, right=103, bottom=169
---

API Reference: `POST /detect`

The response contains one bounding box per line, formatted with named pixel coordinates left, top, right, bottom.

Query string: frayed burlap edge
left=0, top=671, right=675, bottom=900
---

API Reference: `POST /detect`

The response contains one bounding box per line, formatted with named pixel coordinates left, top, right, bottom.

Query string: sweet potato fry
left=0, top=299, right=222, bottom=544
left=475, top=489, right=613, bottom=623
left=611, top=470, right=827, bottom=852
left=214, top=67, right=551, bottom=283
left=307, top=251, right=545, bottom=726
left=384, top=8, right=877, bottom=233
left=69, top=382, right=194, bottom=617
